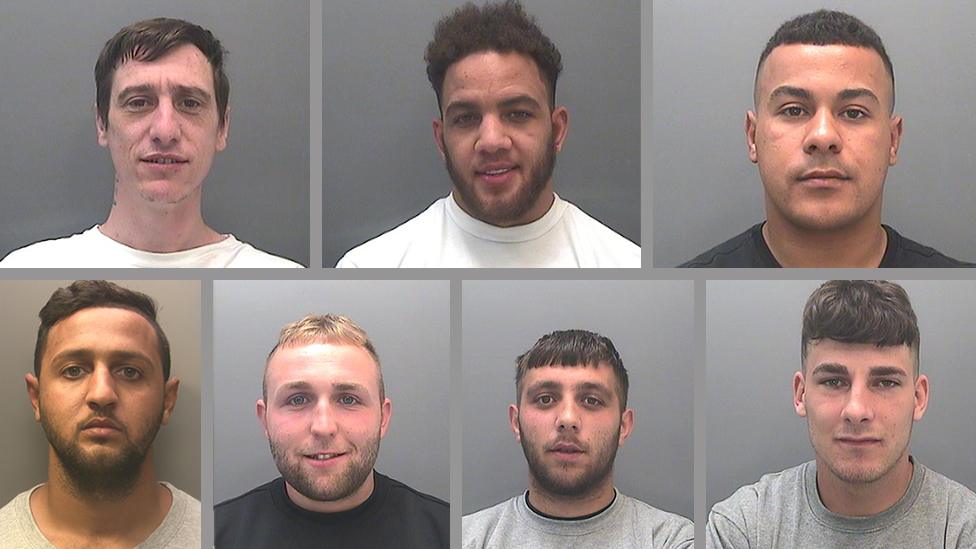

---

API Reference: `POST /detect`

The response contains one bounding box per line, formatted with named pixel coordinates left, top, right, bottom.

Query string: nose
left=556, top=401, right=581, bottom=432
left=148, top=99, right=181, bottom=146
left=86, top=365, right=119, bottom=410
left=803, top=109, right=842, bottom=155
left=474, top=115, right=512, bottom=154
left=309, top=401, right=338, bottom=438
left=840, top=384, right=874, bottom=424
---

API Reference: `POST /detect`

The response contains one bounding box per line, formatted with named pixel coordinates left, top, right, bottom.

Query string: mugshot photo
left=324, top=0, right=641, bottom=268
left=462, top=280, right=693, bottom=547
left=0, top=279, right=202, bottom=547
left=654, top=1, right=976, bottom=267
left=0, top=0, right=308, bottom=268
left=212, top=279, right=449, bottom=547
left=706, top=279, right=976, bottom=547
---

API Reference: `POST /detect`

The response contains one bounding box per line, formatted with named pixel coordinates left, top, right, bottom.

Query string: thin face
left=97, top=43, right=229, bottom=205
left=509, top=364, right=632, bottom=497
left=748, top=44, right=902, bottom=232
left=794, top=340, right=927, bottom=486
left=433, top=51, right=568, bottom=227
left=26, top=307, right=177, bottom=494
left=258, top=344, right=391, bottom=509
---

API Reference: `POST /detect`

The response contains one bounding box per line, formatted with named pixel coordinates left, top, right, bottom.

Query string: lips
left=475, top=163, right=518, bottom=184
left=547, top=441, right=585, bottom=454
left=83, top=417, right=121, bottom=430
left=836, top=436, right=882, bottom=447
left=798, top=168, right=849, bottom=182
left=141, top=153, right=189, bottom=165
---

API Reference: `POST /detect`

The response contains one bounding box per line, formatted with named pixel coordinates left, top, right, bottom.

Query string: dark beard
left=444, top=132, right=557, bottom=226
left=270, top=432, right=380, bottom=503
left=519, top=421, right=619, bottom=497
left=40, top=407, right=161, bottom=500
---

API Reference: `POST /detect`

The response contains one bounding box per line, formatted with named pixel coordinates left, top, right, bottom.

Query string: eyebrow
left=768, top=85, right=880, bottom=105
left=810, top=363, right=908, bottom=377
left=275, top=380, right=370, bottom=396
left=116, top=84, right=213, bottom=102
left=49, top=349, right=156, bottom=368
left=525, top=380, right=561, bottom=395
left=444, top=94, right=542, bottom=117
left=837, top=87, right=880, bottom=104
left=868, top=366, right=908, bottom=378
left=768, top=85, right=811, bottom=103
left=810, top=363, right=848, bottom=376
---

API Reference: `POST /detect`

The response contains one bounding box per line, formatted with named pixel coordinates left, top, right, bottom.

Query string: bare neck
left=816, top=454, right=914, bottom=517
left=31, top=449, right=171, bottom=546
left=762, top=214, right=887, bottom=268
left=100, top=182, right=222, bottom=253
left=526, top=474, right=616, bottom=519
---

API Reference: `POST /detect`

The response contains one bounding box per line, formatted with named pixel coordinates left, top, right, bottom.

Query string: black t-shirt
left=214, top=471, right=448, bottom=548
left=680, top=222, right=973, bottom=268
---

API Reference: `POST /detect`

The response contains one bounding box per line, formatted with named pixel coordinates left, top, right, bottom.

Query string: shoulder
left=380, top=473, right=449, bottom=514
left=336, top=198, right=448, bottom=268
left=707, top=464, right=805, bottom=546
left=559, top=201, right=641, bottom=267
left=0, top=227, right=98, bottom=268
left=884, top=226, right=975, bottom=267
left=919, top=465, right=976, bottom=515
left=617, top=493, right=694, bottom=549
left=680, top=223, right=766, bottom=268
left=215, top=479, right=278, bottom=518
left=462, top=495, right=519, bottom=545
left=0, top=487, right=42, bottom=547
left=220, top=236, right=304, bottom=268
left=214, top=479, right=281, bottom=547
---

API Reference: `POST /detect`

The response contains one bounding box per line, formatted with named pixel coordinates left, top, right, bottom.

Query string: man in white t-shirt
left=337, top=1, right=639, bottom=268
left=0, top=18, right=302, bottom=268
left=0, top=281, right=200, bottom=548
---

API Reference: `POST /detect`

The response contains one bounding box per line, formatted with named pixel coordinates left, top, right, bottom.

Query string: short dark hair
left=34, top=281, right=171, bottom=381
left=515, top=329, right=629, bottom=410
left=801, top=280, right=919, bottom=374
left=95, top=17, right=230, bottom=129
left=757, top=10, right=895, bottom=110
left=425, top=0, right=562, bottom=110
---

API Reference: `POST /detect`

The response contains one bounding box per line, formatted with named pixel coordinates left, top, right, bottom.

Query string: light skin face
left=747, top=44, right=902, bottom=235
left=509, top=364, right=633, bottom=518
left=97, top=43, right=228, bottom=208
left=257, top=343, right=391, bottom=513
left=433, top=51, right=568, bottom=227
left=793, top=340, right=928, bottom=515
left=26, top=307, right=180, bottom=495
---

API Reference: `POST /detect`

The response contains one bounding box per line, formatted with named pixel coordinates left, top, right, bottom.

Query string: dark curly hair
left=425, top=0, right=562, bottom=111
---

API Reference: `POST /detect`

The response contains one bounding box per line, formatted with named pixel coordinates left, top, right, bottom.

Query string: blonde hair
left=263, top=314, right=383, bottom=400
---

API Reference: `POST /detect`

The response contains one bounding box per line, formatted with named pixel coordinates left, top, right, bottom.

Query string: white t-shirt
left=0, top=482, right=201, bottom=549
left=0, top=225, right=303, bottom=268
left=337, top=194, right=640, bottom=268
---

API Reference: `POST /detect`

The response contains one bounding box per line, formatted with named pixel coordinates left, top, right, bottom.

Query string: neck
left=100, top=182, right=221, bottom=253
left=526, top=475, right=615, bottom=519
left=285, top=469, right=376, bottom=513
left=816, top=454, right=914, bottom=517
left=31, top=449, right=170, bottom=543
left=762, top=212, right=887, bottom=268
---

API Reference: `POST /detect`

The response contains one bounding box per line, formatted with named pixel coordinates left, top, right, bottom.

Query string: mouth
left=81, top=418, right=122, bottom=437
left=475, top=164, right=518, bottom=185
left=835, top=437, right=882, bottom=447
left=302, top=452, right=347, bottom=466
left=547, top=441, right=585, bottom=457
left=797, top=169, right=850, bottom=186
left=141, top=154, right=189, bottom=166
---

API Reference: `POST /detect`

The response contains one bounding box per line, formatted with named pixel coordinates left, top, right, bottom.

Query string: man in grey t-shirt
left=707, top=280, right=976, bottom=548
left=463, top=329, right=693, bottom=549
left=0, top=281, right=201, bottom=548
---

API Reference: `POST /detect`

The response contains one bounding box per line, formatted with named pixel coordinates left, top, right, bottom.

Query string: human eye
left=116, top=366, right=142, bottom=380
left=451, top=112, right=479, bottom=127
left=582, top=395, right=605, bottom=408
left=778, top=105, right=807, bottom=118
left=841, top=108, right=868, bottom=120
left=178, top=97, right=204, bottom=112
left=123, top=97, right=154, bottom=112
left=337, top=394, right=361, bottom=406
left=534, top=394, right=555, bottom=406
left=286, top=394, right=310, bottom=407
left=820, top=378, right=847, bottom=389
left=876, top=379, right=901, bottom=389
left=62, top=365, right=86, bottom=379
left=506, top=110, right=533, bottom=122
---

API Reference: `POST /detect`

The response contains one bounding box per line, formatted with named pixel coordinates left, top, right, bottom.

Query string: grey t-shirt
left=463, top=490, right=694, bottom=549
left=707, top=459, right=976, bottom=548
left=0, top=482, right=201, bottom=548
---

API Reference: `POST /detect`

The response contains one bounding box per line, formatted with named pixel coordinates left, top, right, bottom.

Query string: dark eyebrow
left=837, top=87, right=880, bottom=104
left=115, top=84, right=212, bottom=102
left=49, top=349, right=156, bottom=370
left=174, top=85, right=212, bottom=101
left=768, top=85, right=811, bottom=103
left=868, top=366, right=908, bottom=378
left=116, top=84, right=155, bottom=101
left=443, top=100, right=479, bottom=117
left=525, top=380, right=561, bottom=395
left=810, top=363, right=848, bottom=377
left=576, top=381, right=611, bottom=395
left=498, top=94, right=542, bottom=111
left=332, top=382, right=369, bottom=393
left=276, top=380, right=313, bottom=396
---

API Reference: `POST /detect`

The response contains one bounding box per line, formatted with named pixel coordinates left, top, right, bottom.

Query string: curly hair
left=425, top=0, right=562, bottom=110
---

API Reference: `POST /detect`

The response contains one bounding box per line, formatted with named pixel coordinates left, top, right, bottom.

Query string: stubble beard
left=816, top=423, right=912, bottom=485
left=444, top=132, right=556, bottom=227
left=519, top=419, right=619, bottom=498
left=40, top=404, right=162, bottom=500
left=270, top=430, right=381, bottom=503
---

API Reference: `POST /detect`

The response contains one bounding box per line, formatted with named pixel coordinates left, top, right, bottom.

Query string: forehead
left=757, top=44, right=891, bottom=105
left=521, top=363, right=619, bottom=394
left=43, top=307, right=159, bottom=364
left=111, top=43, right=215, bottom=95
left=442, top=50, right=548, bottom=106
left=266, top=343, right=380, bottom=395
left=805, top=339, right=914, bottom=373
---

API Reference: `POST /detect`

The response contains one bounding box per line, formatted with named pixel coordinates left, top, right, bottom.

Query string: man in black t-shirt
left=215, top=314, right=448, bottom=548
left=682, top=10, right=971, bottom=268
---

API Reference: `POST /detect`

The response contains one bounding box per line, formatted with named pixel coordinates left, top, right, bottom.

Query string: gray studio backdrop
left=654, top=1, right=976, bottom=266
left=0, top=1, right=309, bottom=266
left=0, top=280, right=201, bottom=504
left=324, top=0, right=641, bottom=267
left=462, top=280, right=693, bottom=519
left=706, top=280, right=976, bottom=510
left=212, top=280, right=450, bottom=504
